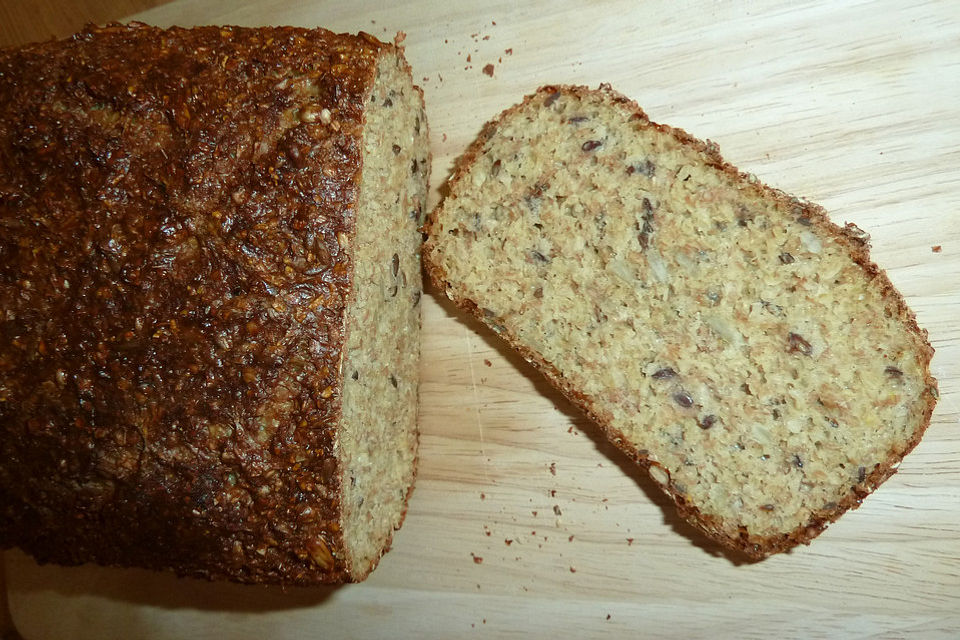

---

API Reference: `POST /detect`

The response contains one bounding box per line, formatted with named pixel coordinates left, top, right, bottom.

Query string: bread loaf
left=424, top=84, right=937, bottom=558
left=0, top=23, right=429, bottom=584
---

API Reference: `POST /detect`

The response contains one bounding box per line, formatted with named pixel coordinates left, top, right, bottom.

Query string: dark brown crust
left=423, top=84, right=938, bottom=559
left=0, top=23, right=417, bottom=584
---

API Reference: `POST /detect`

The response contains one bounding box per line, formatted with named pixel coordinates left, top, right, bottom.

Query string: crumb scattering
left=483, top=64, right=495, bottom=77
left=932, top=245, right=942, bottom=253
left=471, top=553, right=483, bottom=564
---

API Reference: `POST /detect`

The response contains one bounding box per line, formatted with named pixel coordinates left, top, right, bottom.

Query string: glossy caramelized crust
left=424, top=85, right=938, bottom=559
left=0, top=23, right=424, bottom=584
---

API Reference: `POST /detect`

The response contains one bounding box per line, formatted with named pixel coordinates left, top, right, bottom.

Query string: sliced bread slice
left=423, top=84, right=937, bottom=558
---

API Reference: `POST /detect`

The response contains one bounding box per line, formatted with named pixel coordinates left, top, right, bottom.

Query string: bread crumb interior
left=338, top=53, right=428, bottom=576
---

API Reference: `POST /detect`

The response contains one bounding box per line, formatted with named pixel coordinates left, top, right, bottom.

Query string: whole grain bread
left=424, top=84, right=937, bottom=558
left=0, top=23, right=429, bottom=584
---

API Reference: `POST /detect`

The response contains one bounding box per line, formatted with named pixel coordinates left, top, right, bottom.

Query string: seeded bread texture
left=424, top=84, right=937, bottom=558
left=0, top=23, right=429, bottom=584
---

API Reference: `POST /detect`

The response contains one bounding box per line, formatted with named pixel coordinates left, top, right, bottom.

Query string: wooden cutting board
left=5, top=0, right=960, bottom=637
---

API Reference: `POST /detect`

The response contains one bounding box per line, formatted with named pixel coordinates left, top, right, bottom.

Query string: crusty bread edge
left=422, top=83, right=939, bottom=560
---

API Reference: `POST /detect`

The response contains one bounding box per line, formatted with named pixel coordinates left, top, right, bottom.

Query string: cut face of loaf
left=0, top=24, right=429, bottom=584
left=424, top=85, right=937, bottom=558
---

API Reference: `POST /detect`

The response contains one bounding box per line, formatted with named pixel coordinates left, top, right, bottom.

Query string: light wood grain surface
left=0, top=0, right=168, bottom=47
left=4, top=0, right=960, bottom=638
